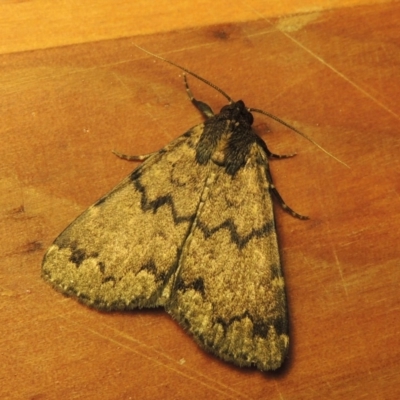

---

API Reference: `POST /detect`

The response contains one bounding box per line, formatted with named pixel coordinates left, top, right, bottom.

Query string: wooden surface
left=1, top=1, right=399, bottom=399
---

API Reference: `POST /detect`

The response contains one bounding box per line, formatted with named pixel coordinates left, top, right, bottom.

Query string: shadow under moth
left=42, top=46, right=324, bottom=371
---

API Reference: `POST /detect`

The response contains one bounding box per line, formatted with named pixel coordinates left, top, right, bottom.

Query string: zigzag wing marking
left=42, top=125, right=211, bottom=310
left=167, top=143, right=288, bottom=371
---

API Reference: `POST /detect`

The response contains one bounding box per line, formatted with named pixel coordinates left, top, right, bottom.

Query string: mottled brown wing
left=166, top=143, right=289, bottom=371
left=42, top=125, right=210, bottom=310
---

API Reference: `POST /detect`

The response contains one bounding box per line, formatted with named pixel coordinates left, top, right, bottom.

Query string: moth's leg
left=261, top=142, right=309, bottom=220
left=265, top=165, right=309, bottom=220
left=255, top=136, right=297, bottom=160
left=265, top=147, right=297, bottom=160
left=112, top=150, right=157, bottom=161
left=268, top=151, right=297, bottom=159
left=183, top=74, right=215, bottom=119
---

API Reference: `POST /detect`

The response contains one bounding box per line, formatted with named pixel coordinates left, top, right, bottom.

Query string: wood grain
left=1, top=1, right=399, bottom=399
left=0, top=0, right=392, bottom=53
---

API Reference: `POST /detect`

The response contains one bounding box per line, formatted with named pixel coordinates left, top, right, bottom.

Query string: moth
left=42, top=46, right=318, bottom=371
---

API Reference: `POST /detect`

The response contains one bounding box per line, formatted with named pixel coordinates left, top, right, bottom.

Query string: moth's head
left=219, top=100, right=254, bottom=126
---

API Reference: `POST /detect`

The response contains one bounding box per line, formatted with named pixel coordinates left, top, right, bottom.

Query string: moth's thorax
left=210, top=132, right=231, bottom=167
left=196, top=100, right=258, bottom=175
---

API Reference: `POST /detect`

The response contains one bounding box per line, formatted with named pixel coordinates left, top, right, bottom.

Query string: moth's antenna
left=134, top=44, right=348, bottom=168
left=250, top=108, right=349, bottom=168
left=133, top=44, right=234, bottom=103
